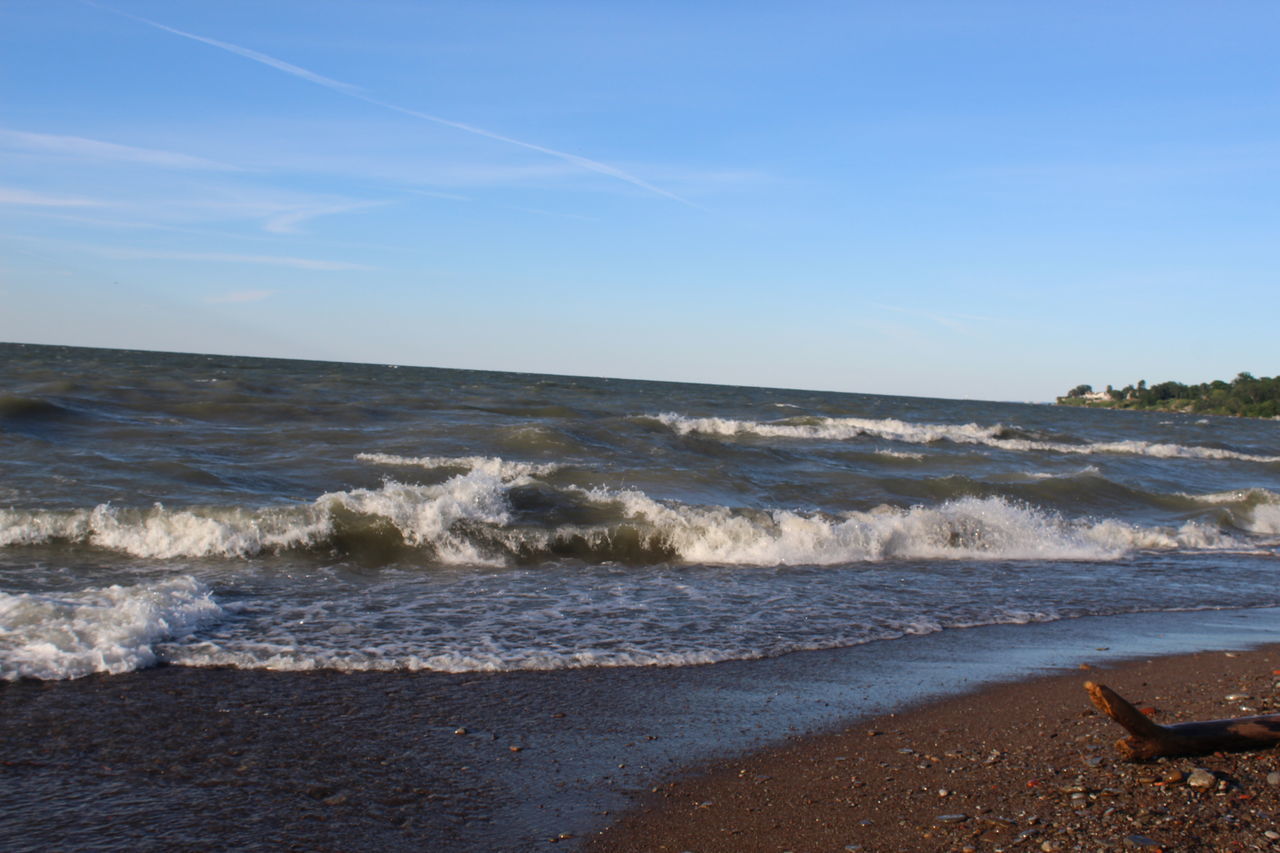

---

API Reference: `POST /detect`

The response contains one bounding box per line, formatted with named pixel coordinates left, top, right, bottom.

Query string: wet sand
left=589, top=646, right=1280, bottom=852
left=4, top=608, right=1280, bottom=851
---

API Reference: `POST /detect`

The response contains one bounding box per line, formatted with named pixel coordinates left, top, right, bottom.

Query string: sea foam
left=652, top=413, right=1280, bottom=462
left=0, top=486, right=1254, bottom=567
left=0, top=576, right=221, bottom=680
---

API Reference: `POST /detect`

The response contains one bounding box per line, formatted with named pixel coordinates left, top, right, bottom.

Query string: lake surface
left=3, top=342, right=1279, bottom=681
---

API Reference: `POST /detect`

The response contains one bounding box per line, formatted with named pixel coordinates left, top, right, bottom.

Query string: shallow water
left=2, top=343, right=1279, bottom=680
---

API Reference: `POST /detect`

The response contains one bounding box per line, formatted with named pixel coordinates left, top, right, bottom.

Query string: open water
left=3, top=342, right=1279, bottom=682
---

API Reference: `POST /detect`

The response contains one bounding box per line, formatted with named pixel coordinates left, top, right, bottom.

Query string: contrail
left=92, top=3, right=692, bottom=205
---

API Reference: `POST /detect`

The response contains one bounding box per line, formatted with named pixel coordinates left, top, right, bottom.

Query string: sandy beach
left=589, top=646, right=1280, bottom=852
left=4, top=608, right=1280, bottom=851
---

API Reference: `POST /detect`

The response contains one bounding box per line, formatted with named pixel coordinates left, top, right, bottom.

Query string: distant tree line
left=1058, top=372, right=1280, bottom=418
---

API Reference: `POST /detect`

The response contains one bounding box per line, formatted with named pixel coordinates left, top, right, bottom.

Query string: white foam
left=0, top=504, right=331, bottom=558
left=318, top=469, right=518, bottom=565
left=0, top=576, right=221, bottom=681
left=0, top=465, right=529, bottom=563
left=651, top=412, right=1280, bottom=462
left=355, top=452, right=560, bottom=478
left=1179, top=489, right=1280, bottom=537
left=568, top=490, right=1240, bottom=565
left=875, top=449, right=926, bottom=461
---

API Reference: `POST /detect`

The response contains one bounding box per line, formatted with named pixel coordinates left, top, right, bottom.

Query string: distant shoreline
left=1056, top=372, right=1280, bottom=419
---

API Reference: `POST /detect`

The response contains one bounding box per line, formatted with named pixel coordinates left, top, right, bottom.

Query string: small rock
left=1267, top=771, right=1280, bottom=787
left=322, top=792, right=348, bottom=806
left=453, top=727, right=468, bottom=736
left=936, top=814, right=968, bottom=823
left=1161, top=769, right=1184, bottom=784
left=1265, top=830, right=1280, bottom=841
left=509, top=745, right=523, bottom=752
left=1124, top=835, right=1162, bottom=849
left=1040, top=841, right=1062, bottom=852
left=1225, top=693, right=1251, bottom=700
left=1186, top=768, right=1215, bottom=789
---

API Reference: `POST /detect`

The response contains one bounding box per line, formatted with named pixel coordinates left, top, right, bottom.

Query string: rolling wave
left=0, top=457, right=1265, bottom=566
left=0, top=576, right=220, bottom=681
left=651, top=413, right=1280, bottom=462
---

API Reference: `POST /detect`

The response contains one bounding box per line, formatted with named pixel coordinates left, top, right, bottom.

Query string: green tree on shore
left=1058, top=372, right=1280, bottom=418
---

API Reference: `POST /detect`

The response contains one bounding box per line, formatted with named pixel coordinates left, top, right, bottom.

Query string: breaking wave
left=355, top=452, right=562, bottom=478
left=650, top=413, right=1280, bottom=462
left=0, top=576, right=221, bottom=681
left=0, top=458, right=1255, bottom=567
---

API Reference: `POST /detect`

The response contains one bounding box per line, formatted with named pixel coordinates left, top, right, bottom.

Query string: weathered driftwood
left=1085, top=681, right=1280, bottom=760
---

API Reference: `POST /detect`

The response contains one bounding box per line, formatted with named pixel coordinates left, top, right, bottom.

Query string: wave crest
left=650, top=412, right=1280, bottom=462
left=0, top=576, right=221, bottom=681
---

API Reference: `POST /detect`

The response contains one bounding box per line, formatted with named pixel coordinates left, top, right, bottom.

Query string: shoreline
left=588, top=645, right=1280, bottom=852
left=5, top=608, right=1280, bottom=851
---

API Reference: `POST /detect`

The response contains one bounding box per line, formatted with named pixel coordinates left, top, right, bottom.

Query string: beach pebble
left=1186, top=768, right=1215, bottom=789
left=1265, top=830, right=1280, bottom=841
left=1040, top=841, right=1062, bottom=852
left=453, top=727, right=467, bottom=735
left=936, top=813, right=968, bottom=823
left=1124, top=835, right=1162, bottom=848
left=1267, top=771, right=1280, bottom=787
left=1161, top=769, right=1184, bottom=784
left=1225, top=693, right=1251, bottom=700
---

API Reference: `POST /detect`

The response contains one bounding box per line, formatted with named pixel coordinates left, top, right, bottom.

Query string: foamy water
left=3, top=343, right=1278, bottom=680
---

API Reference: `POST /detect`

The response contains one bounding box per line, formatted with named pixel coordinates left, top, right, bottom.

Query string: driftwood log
left=1085, top=681, right=1280, bottom=760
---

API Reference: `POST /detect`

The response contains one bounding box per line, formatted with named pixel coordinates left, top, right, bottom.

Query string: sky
left=2, top=1, right=1277, bottom=401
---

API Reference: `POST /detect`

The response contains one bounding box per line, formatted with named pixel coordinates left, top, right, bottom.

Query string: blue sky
left=3, top=1, right=1276, bottom=400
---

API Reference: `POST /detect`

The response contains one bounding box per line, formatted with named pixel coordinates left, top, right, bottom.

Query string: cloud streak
left=0, top=128, right=239, bottom=170
left=262, top=201, right=386, bottom=235
left=97, top=4, right=692, bottom=205
left=101, top=248, right=372, bottom=271
left=0, top=187, right=104, bottom=207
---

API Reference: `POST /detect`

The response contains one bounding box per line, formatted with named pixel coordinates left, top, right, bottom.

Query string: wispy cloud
left=262, top=201, right=386, bottom=235
left=509, top=206, right=599, bottom=222
left=404, top=188, right=471, bottom=202
left=869, top=302, right=995, bottom=337
left=97, top=4, right=692, bottom=206
left=205, top=289, right=274, bottom=303
left=0, top=128, right=239, bottom=171
left=100, top=7, right=362, bottom=95
left=101, top=248, right=372, bottom=271
left=0, top=187, right=104, bottom=207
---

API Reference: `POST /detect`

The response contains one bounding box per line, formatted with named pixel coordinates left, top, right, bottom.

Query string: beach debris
left=1084, top=681, right=1280, bottom=759
left=1185, top=768, right=1215, bottom=789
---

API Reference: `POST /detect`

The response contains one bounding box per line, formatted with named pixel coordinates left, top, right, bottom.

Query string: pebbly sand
left=588, top=646, right=1280, bottom=852
left=4, top=608, right=1280, bottom=852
